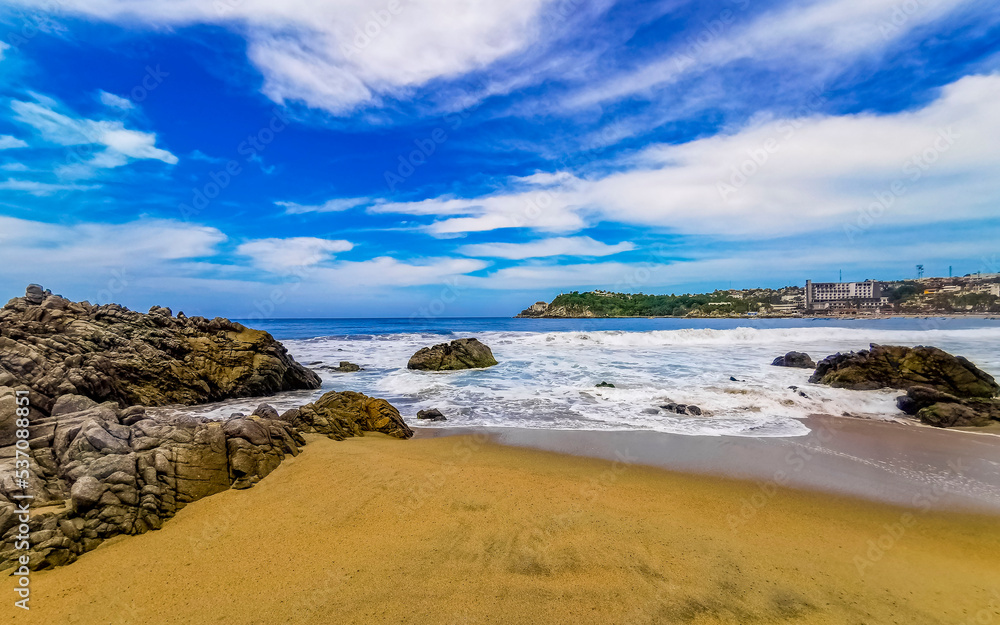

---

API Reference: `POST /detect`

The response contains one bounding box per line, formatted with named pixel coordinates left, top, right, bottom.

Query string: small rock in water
left=596, top=381, right=615, bottom=388
left=771, top=351, right=816, bottom=368
left=334, top=361, right=362, bottom=372
left=416, top=408, right=447, bottom=421
left=729, top=376, right=741, bottom=382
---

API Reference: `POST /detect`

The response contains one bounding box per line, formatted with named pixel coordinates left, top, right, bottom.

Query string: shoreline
left=416, top=414, right=1000, bottom=514
left=12, top=431, right=1000, bottom=624
left=514, top=314, right=1000, bottom=320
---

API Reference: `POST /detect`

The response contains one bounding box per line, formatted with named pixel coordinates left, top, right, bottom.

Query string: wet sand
left=10, top=427, right=1000, bottom=625
left=418, top=415, right=1000, bottom=513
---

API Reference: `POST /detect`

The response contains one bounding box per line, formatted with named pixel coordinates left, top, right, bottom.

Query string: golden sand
left=11, top=433, right=1000, bottom=624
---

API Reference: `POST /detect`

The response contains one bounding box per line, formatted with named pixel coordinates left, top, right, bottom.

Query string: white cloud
left=0, top=135, right=28, bottom=149
left=0, top=163, right=29, bottom=171
left=98, top=90, right=134, bottom=110
left=0, top=179, right=100, bottom=195
left=14, top=0, right=553, bottom=115
left=277, top=196, right=370, bottom=214
left=237, top=237, right=354, bottom=271
left=0, top=41, right=9, bottom=61
left=459, top=236, right=635, bottom=259
left=0, top=217, right=226, bottom=268
left=310, top=256, right=489, bottom=287
left=375, top=73, right=1000, bottom=238
left=10, top=96, right=177, bottom=178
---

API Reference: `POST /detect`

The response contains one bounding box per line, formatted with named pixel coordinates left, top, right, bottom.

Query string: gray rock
left=251, top=403, right=279, bottom=420
left=771, top=352, right=816, bottom=368
left=71, top=476, right=105, bottom=511
left=416, top=408, right=447, bottom=421
left=25, top=284, right=45, bottom=305
left=51, top=394, right=99, bottom=417
left=407, top=338, right=498, bottom=371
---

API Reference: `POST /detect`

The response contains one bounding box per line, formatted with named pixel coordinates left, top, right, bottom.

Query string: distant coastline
left=515, top=276, right=1000, bottom=319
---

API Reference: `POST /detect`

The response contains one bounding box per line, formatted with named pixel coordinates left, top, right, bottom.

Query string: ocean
left=177, top=317, right=1000, bottom=438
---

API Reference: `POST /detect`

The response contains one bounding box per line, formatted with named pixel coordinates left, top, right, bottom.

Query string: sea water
left=181, top=317, right=1000, bottom=438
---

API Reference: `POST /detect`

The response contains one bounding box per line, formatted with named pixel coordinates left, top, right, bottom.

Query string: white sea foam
left=272, top=326, right=1000, bottom=438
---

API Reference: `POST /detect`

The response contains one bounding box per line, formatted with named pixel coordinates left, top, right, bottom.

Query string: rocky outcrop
left=333, top=361, right=362, bottom=372
left=0, top=285, right=321, bottom=425
left=289, top=391, right=414, bottom=440
left=771, top=351, right=815, bottom=368
left=809, top=344, right=999, bottom=396
left=810, top=344, right=1000, bottom=428
left=895, top=385, right=1000, bottom=427
left=416, top=408, right=447, bottom=422
left=407, top=338, right=498, bottom=371
left=0, top=287, right=415, bottom=572
left=0, top=400, right=305, bottom=570
left=515, top=301, right=551, bottom=318
left=660, top=402, right=703, bottom=416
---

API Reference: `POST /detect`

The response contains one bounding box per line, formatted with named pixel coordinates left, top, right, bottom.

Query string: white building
left=805, top=280, right=889, bottom=311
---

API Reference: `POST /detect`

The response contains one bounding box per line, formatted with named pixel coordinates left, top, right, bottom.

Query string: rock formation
left=333, top=361, right=362, bottom=372
left=516, top=301, right=551, bottom=318
left=810, top=344, right=1000, bottom=427
left=771, top=351, right=816, bottom=368
left=0, top=399, right=304, bottom=570
left=0, top=285, right=321, bottom=427
left=0, top=286, right=414, bottom=572
left=416, top=408, right=447, bottom=421
left=287, top=390, right=413, bottom=440
left=407, top=338, right=498, bottom=371
left=809, top=344, right=998, bottom=396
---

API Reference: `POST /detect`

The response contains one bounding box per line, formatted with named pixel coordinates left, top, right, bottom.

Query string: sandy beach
left=10, top=426, right=1000, bottom=625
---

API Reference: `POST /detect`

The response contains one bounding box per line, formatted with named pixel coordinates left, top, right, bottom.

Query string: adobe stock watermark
left=341, top=0, right=414, bottom=59
left=853, top=457, right=967, bottom=577
left=3, top=0, right=63, bottom=49
left=62, top=65, right=169, bottom=175
left=877, top=0, right=929, bottom=41
left=726, top=417, right=843, bottom=531
left=717, top=88, right=827, bottom=201
left=11, top=390, right=32, bottom=610
left=384, top=78, right=489, bottom=191
left=672, top=0, right=753, bottom=73
left=844, top=126, right=959, bottom=242
left=180, top=108, right=290, bottom=219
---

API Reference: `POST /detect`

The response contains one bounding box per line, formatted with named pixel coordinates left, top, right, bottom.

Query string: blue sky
left=0, top=0, right=998, bottom=318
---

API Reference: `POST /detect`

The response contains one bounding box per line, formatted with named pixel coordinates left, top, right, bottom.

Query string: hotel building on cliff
left=805, top=279, right=890, bottom=311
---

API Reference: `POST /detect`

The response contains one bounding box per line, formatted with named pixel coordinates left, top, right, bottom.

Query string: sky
left=0, top=0, right=998, bottom=318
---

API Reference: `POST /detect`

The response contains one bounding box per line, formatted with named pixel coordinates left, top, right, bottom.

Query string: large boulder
left=0, top=284, right=321, bottom=415
left=0, top=401, right=309, bottom=571
left=810, top=344, right=1000, bottom=429
left=407, top=338, right=498, bottom=371
left=809, top=344, right=999, bottom=396
left=292, top=390, right=413, bottom=440
left=771, top=351, right=815, bottom=368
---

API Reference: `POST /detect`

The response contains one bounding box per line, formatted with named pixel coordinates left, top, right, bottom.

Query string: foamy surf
left=261, top=325, right=1000, bottom=438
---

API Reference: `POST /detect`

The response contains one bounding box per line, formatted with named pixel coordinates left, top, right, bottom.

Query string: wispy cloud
left=0, top=179, right=100, bottom=195
left=98, top=90, right=134, bottom=110
left=374, top=73, right=1000, bottom=239
left=12, top=0, right=555, bottom=115
left=460, top=236, right=635, bottom=259
left=237, top=236, right=354, bottom=271
left=277, top=196, right=370, bottom=214
left=0, top=135, right=28, bottom=149
left=11, top=95, right=177, bottom=178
